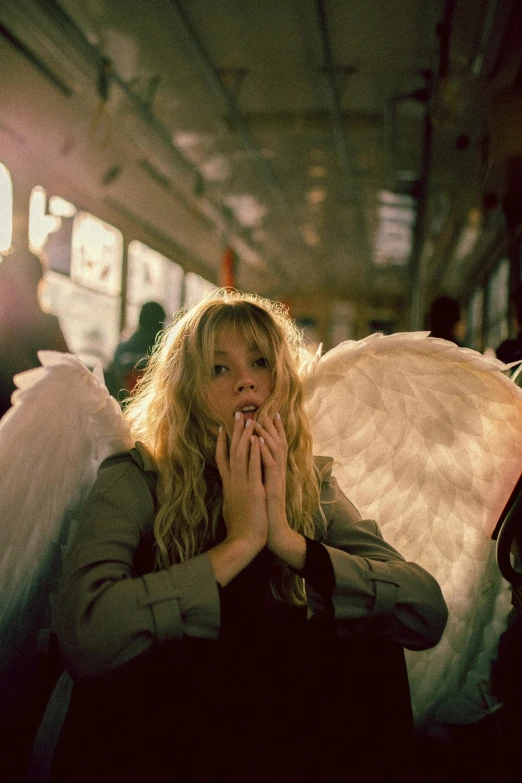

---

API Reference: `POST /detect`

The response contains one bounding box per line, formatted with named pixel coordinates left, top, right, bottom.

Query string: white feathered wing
left=0, top=351, right=133, bottom=655
left=301, top=332, right=522, bottom=733
left=2, top=339, right=519, bottom=738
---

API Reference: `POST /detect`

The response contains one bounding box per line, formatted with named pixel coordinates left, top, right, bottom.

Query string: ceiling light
left=307, top=188, right=326, bottom=205
left=302, top=225, right=320, bottom=246
left=379, top=191, right=414, bottom=206
left=373, top=191, right=416, bottom=266
left=174, top=131, right=205, bottom=149
left=200, top=156, right=230, bottom=182
left=225, top=195, right=268, bottom=228
left=378, top=205, right=415, bottom=224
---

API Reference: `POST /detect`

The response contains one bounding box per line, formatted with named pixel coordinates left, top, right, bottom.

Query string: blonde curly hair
left=124, top=289, right=325, bottom=604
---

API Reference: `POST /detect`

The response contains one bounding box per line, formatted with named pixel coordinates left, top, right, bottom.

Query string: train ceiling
left=1, top=0, right=522, bottom=313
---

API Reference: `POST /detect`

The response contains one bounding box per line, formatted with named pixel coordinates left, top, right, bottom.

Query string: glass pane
left=487, top=258, right=509, bottom=324
left=28, top=186, right=61, bottom=255
left=0, top=163, right=13, bottom=253
left=70, top=212, right=123, bottom=296
left=127, top=241, right=166, bottom=306
left=329, top=301, right=357, bottom=346
left=44, top=215, right=74, bottom=276
left=41, top=271, right=121, bottom=368
left=163, top=258, right=184, bottom=323
left=184, top=272, right=217, bottom=308
left=466, top=288, right=483, bottom=351
left=485, top=258, right=510, bottom=351
left=127, top=240, right=183, bottom=329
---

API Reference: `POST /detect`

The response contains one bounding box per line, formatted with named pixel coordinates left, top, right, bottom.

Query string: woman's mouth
left=239, top=405, right=258, bottom=422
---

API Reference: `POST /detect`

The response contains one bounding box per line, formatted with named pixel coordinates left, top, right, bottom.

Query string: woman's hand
left=255, top=414, right=306, bottom=570
left=209, top=413, right=269, bottom=586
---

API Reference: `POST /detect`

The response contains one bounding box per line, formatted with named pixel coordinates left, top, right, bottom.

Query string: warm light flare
left=28, top=187, right=61, bottom=253
left=0, top=163, right=13, bottom=253
left=70, top=211, right=123, bottom=296
left=49, top=195, right=77, bottom=218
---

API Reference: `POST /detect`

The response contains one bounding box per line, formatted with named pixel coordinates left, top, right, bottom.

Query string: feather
left=2, top=335, right=521, bottom=738
left=0, top=352, right=133, bottom=776
left=0, top=351, right=133, bottom=648
left=301, top=333, right=522, bottom=732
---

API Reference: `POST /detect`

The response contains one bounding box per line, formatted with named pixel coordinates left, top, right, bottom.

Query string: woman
left=0, top=249, right=68, bottom=419
left=51, top=291, right=448, bottom=782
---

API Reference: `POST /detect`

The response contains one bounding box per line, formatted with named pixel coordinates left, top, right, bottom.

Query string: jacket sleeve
left=307, top=472, right=448, bottom=651
left=54, top=454, right=221, bottom=680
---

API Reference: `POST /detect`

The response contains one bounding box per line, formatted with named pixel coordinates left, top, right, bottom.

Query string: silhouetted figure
left=109, top=301, right=166, bottom=397
left=428, top=296, right=462, bottom=345
left=0, top=250, right=68, bottom=419
left=496, top=284, right=522, bottom=364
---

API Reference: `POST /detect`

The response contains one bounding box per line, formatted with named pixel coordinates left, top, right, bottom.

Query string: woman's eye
left=254, top=357, right=269, bottom=368
left=212, top=365, right=227, bottom=377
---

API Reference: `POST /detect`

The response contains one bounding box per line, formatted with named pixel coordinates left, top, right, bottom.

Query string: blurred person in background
left=0, top=249, right=68, bottom=419
left=427, top=296, right=463, bottom=346
left=496, top=283, right=522, bottom=365
left=107, top=300, right=166, bottom=399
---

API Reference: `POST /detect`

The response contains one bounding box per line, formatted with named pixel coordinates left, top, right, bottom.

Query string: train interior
left=2, top=0, right=522, bottom=780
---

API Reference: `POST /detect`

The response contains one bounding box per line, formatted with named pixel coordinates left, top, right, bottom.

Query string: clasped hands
left=214, top=412, right=306, bottom=575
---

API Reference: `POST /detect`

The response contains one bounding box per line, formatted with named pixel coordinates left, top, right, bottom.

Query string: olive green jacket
left=55, top=444, right=448, bottom=679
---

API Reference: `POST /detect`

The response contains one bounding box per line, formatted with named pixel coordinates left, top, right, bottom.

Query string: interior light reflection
left=0, top=163, right=13, bottom=252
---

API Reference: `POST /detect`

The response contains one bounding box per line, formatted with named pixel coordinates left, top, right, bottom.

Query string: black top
left=51, top=534, right=415, bottom=783
left=51, top=450, right=415, bottom=782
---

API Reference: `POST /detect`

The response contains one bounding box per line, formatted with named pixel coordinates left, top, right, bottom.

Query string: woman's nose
left=234, top=369, right=256, bottom=392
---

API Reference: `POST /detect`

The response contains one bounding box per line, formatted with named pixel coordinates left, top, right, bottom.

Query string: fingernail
left=245, top=418, right=252, bottom=427
left=235, top=411, right=241, bottom=420
left=275, top=412, right=281, bottom=420
left=218, top=425, right=223, bottom=433
left=250, top=435, right=256, bottom=444
left=259, top=436, right=265, bottom=444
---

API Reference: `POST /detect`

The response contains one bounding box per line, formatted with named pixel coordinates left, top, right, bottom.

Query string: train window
left=466, top=288, right=484, bottom=351
left=28, top=187, right=61, bottom=255
left=184, top=272, right=217, bottom=308
left=0, top=163, right=13, bottom=253
left=296, top=316, right=321, bottom=354
left=40, top=210, right=123, bottom=368
left=485, top=258, right=510, bottom=353
left=163, top=258, right=185, bottom=321
left=329, top=301, right=357, bottom=346
left=40, top=270, right=121, bottom=369
left=126, top=241, right=183, bottom=330
left=48, top=196, right=77, bottom=218
left=70, top=212, right=123, bottom=297
left=29, top=190, right=78, bottom=275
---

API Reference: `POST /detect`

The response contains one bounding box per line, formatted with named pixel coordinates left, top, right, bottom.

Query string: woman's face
left=205, top=325, right=274, bottom=430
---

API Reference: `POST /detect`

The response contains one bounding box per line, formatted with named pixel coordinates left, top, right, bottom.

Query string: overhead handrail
left=494, top=473, right=522, bottom=586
